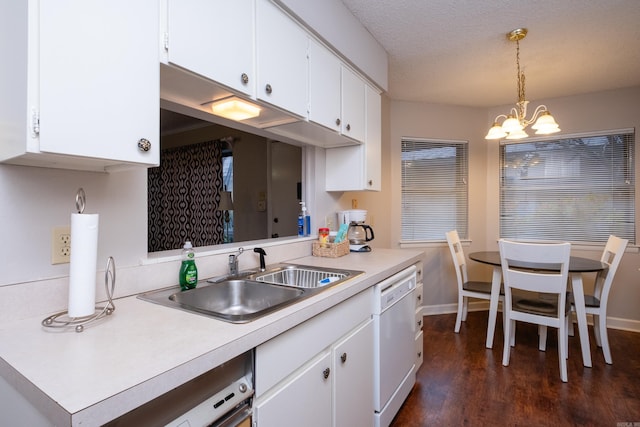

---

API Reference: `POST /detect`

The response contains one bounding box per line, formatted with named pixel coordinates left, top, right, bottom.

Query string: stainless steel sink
left=254, top=264, right=354, bottom=289
left=138, top=263, right=363, bottom=323
left=170, top=280, right=305, bottom=323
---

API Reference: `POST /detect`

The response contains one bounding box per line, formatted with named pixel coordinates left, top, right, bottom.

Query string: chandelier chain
left=516, top=38, right=526, bottom=113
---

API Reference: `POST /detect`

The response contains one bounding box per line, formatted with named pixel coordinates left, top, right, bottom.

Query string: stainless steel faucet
left=228, top=247, right=244, bottom=275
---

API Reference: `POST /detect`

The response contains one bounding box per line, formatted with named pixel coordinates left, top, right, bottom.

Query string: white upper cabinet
left=0, top=0, right=159, bottom=172
left=164, top=0, right=255, bottom=97
left=308, top=39, right=366, bottom=144
left=340, top=66, right=366, bottom=143
left=255, top=0, right=308, bottom=118
left=308, top=38, right=341, bottom=133
left=325, top=84, right=381, bottom=191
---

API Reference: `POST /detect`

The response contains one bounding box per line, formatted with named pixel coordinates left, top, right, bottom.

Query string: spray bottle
left=298, top=201, right=311, bottom=237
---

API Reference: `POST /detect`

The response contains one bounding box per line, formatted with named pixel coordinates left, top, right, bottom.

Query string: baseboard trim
left=419, top=303, right=640, bottom=333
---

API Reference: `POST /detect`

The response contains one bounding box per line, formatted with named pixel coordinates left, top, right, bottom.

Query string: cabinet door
left=254, top=351, right=332, bottom=427
left=256, top=0, right=308, bottom=118
left=38, top=0, right=159, bottom=165
left=340, top=66, right=365, bottom=143
left=333, top=319, right=374, bottom=427
left=166, top=0, right=255, bottom=97
left=364, top=84, right=382, bottom=190
left=308, top=38, right=341, bottom=131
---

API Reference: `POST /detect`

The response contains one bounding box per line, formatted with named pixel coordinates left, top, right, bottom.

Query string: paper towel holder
left=42, top=256, right=116, bottom=332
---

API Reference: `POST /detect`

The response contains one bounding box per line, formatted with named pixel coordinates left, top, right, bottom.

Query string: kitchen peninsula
left=0, top=248, right=423, bottom=426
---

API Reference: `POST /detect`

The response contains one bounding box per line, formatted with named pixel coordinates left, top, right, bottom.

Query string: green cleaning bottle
left=179, top=241, right=198, bottom=291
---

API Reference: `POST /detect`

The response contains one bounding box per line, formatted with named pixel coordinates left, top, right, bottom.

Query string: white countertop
left=0, top=249, right=422, bottom=426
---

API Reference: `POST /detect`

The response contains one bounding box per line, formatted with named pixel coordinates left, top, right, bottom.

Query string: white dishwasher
left=373, top=265, right=417, bottom=427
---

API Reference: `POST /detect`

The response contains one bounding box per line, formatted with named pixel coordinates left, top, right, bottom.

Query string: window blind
left=401, top=138, right=469, bottom=241
left=500, top=130, right=635, bottom=244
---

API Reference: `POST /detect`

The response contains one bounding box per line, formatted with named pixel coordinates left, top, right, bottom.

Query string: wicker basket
left=312, top=239, right=349, bottom=258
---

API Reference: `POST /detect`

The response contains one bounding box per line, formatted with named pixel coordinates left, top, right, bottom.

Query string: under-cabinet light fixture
left=210, top=97, right=261, bottom=121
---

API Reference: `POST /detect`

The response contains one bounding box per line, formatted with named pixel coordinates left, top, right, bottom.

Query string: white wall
left=0, top=164, right=147, bottom=286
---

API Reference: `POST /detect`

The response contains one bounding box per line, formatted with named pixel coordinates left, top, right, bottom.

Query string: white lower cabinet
left=254, top=289, right=373, bottom=427
left=333, top=319, right=374, bottom=426
left=254, top=350, right=333, bottom=427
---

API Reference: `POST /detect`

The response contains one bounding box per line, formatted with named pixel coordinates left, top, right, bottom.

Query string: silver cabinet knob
left=417, top=319, right=422, bottom=328
left=137, top=138, right=151, bottom=152
left=322, top=367, right=330, bottom=379
left=368, top=180, right=373, bottom=186
left=241, top=73, right=249, bottom=84
left=340, top=352, right=347, bottom=364
left=335, top=118, right=341, bottom=126
left=346, top=124, right=351, bottom=131
left=265, top=83, right=273, bottom=94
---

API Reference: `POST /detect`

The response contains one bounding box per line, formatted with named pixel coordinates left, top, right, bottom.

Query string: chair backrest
left=499, top=239, right=571, bottom=314
left=593, top=235, right=628, bottom=306
left=445, top=230, right=468, bottom=288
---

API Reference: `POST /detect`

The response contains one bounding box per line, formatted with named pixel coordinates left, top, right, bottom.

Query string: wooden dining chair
left=570, top=235, right=628, bottom=364
left=499, top=239, right=572, bottom=382
left=445, top=230, right=499, bottom=334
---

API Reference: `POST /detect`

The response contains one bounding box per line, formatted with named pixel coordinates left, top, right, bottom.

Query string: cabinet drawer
left=415, top=282, right=423, bottom=308
left=415, top=330, right=424, bottom=370
left=414, top=262, right=423, bottom=284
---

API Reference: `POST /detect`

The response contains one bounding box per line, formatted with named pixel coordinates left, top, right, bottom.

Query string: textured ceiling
left=340, top=0, right=640, bottom=107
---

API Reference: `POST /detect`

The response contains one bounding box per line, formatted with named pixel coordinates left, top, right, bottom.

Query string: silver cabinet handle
left=265, top=83, right=272, bottom=94
left=241, top=73, right=249, bottom=84
left=368, top=180, right=373, bottom=186
left=137, top=138, right=151, bottom=152
left=346, top=124, right=351, bottom=131
left=322, top=367, right=330, bottom=379
left=417, top=319, right=422, bottom=328
left=340, top=352, right=347, bottom=364
left=335, top=118, right=341, bottom=126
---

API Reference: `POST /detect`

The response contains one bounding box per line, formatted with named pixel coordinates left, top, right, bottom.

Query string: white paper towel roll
left=68, top=213, right=99, bottom=317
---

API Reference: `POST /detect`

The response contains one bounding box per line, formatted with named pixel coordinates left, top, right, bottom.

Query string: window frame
left=400, top=137, right=469, bottom=243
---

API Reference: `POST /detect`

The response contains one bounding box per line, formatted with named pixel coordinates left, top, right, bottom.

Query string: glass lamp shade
left=505, top=128, right=529, bottom=140
left=218, top=191, right=234, bottom=211
left=502, top=115, right=524, bottom=133
left=485, top=123, right=507, bottom=140
left=532, top=111, right=561, bottom=134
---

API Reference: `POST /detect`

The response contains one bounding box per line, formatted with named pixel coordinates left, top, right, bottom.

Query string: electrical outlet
left=325, top=215, right=335, bottom=230
left=351, top=199, right=358, bottom=209
left=51, top=226, right=71, bottom=264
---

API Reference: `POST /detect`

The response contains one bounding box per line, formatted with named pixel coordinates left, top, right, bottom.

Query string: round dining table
left=468, top=251, right=607, bottom=368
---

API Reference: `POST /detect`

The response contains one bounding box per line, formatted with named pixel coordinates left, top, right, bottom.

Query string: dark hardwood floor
left=391, top=312, right=640, bottom=426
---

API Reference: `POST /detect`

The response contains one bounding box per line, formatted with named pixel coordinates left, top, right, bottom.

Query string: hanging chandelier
left=485, top=28, right=561, bottom=140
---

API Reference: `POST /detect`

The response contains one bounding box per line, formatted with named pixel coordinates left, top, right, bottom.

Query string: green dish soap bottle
left=179, top=241, right=198, bottom=291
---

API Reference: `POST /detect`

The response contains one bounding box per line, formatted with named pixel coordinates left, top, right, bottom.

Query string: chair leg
left=462, top=296, right=469, bottom=321
left=568, top=317, right=575, bottom=336
left=596, top=314, right=612, bottom=364
left=538, top=325, right=547, bottom=351
left=502, top=318, right=513, bottom=367
left=454, top=295, right=464, bottom=333
left=558, top=322, right=568, bottom=382
left=592, top=314, right=603, bottom=347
